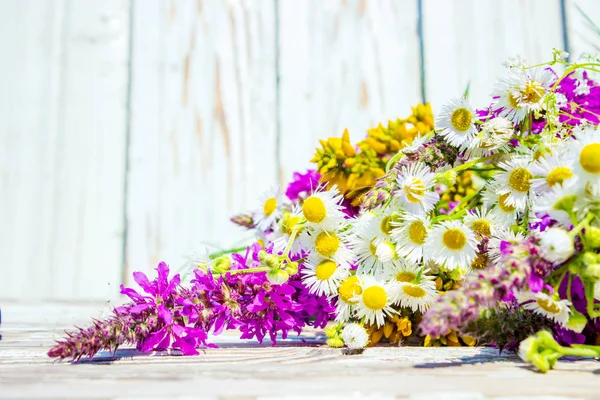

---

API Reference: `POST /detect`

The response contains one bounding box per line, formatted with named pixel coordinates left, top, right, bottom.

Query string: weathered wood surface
left=1, top=302, right=599, bottom=399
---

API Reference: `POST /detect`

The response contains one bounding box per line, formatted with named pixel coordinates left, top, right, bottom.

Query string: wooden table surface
left=1, top=300, right=599, bottom=400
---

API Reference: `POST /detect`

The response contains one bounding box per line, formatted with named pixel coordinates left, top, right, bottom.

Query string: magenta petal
left=141, top=327, right=168, bottom=352
left=158, top=304, right=173, bottom=325
left=133, top=271, right=154, bottom=295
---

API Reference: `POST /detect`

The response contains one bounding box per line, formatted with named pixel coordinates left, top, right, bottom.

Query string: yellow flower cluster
left=311, top=103, right=435, bottom=206
left=366, top=315, right=413, bottom=345
left=424, top=330, right=477, bottom=347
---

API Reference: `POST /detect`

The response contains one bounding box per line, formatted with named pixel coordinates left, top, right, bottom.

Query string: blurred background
left=1, top=0, right=598, bottom=301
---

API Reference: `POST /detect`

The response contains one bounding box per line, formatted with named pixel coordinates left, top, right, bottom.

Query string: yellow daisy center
left=284, top=215, right=301, bottom=235
left=315, top=231, right=340, bottom=258
left=508, top=167, right=532, bottom=192
left=362, top=286, right=387, bottom=310
left=450, top=107, right=473, bottom=132
left=442, top=228, right=467, bottom=251
left=537, top=298, right=561, bottom=314
left=498, top=193, right=516, bottom=212
left=520, top=80, right=544, bottom=104
left=380, top=216, right=392, bottom=235
left=339, top=276, right=362, bottom=303
left=408, top=220, right=427, bottom=245
left=396, top=271, right=416, bottom=283
left=508, top=92, right=521, bottom=109
left=546, top=167, right=573, bottom=188
left=263, top=197, right=277, bottom=216
left=302, top=196, right=327, bottom=223
left=579, top=143, right=600, bottom=174
left=402, top=284, right=427, bottom=298
left=315, top=260, right=337, bottom=281
left=404, top=179, right=425, bottom=203
left=471, top=219, right=491, bottom=237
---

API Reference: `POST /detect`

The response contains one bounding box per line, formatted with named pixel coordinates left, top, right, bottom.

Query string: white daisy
left=493, top=67, right=554, bottom=124
left=488, top=228, right=525, bottom=265
left=391, top=214, right=431, bottom=263
left=253, top=187, right=282, bottom=231
left=335, top=275, right=363, bottom=322
left=424, top=220, right=477, bottom=269
left=482, top=182, right=519, bottom=228
left=383, top=258, right=427, bottom=284
left=567, top=126, right=600, bottom=189
left=435, top=97, right=478, bottom=147
left=464, top=207, right=501, bottom=238
left=533, top=180, right=579, bottom=227
left=299, top=186, right=346, bottom=231
left=350, top=210, right=399, bottom=277
left=394, top=279, right=438, bottom=313
left=341, top=323, right=369, bottom=349
left=530, top=152, right=576, bottom=193
left=271, top=209, right=307, bottom=256
left=494, top=156, right=534, bottom=210
left=539, top=227, right=574, bottom=263
left=463, top=116, right=514, bottom=158
left=395, top=162, right=440, bottom=214
left=301, top=257, right=349, bottom=296
left=299, top=229, right=354, bottom=267
left=352, top=276, right=397, bottom=328
left=516, top=291, right=571, bottom=327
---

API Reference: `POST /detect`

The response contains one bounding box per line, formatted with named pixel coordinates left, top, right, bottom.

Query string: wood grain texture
left=125, top=0, right=278, bottom=281
left=566, top=0, right=600, bottom=57
left=422, top=0, right=564, bottom=111
left=278, top=0, right=422, bottom=183
left=0, top=0, right=129, bottom=300
left=1, top=301, right=599, bottom=399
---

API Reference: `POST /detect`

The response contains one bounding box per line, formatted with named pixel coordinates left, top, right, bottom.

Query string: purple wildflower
left=285, top=169, right=321, bottom=201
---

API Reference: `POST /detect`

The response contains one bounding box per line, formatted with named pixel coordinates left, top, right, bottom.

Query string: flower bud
left=585, top=263, right=600, bottom=281
left=212, top=256, right=231, bottom=273
left=567, top=311, right=588, bottom=334
left=326, top=337, right=345, bottom=348
left=266, top=268, right=289, bottom=285
left=585, top=226, right=600, bottom=249
left=284, top=261, right=299, bottom=276
left=435, top=169, right=458, bottom=186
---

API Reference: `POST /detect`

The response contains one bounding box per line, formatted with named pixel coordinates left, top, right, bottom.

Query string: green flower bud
left=266, top=269, right=289, bottom=285
left=585, top=226, right=600, bottom=249
left=585, top=263, right=600, bottom=281
left=582, top=251, right=598, bottom=266
left=285, top=261, right=299, bottom=276
left=567, top=311, right=588, bottom=334
left=212, top=256, right=232, bottom=273
left=326, top=337, right=345, bottom=348
left=435, top=169, right=458, bottom=186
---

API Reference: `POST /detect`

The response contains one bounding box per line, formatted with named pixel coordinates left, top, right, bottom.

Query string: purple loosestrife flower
left=285, top=169, right=321, bottom=201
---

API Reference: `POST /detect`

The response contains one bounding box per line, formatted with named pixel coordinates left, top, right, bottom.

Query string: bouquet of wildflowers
left=49, top=50, right=600, bottom=372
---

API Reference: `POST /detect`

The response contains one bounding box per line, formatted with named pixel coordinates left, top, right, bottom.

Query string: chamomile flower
left=530, top=152, right=575, bottom=193
left=464, top=117, right=514, bottom=157
left=300, top=229, right=354, bottom=267
left=394, top=279, right=438, bottom=313
left=302, top=257, right=350, bottom=296
left=567, top=126, right=600, bottom=188
left=353, top=277, right=397, bottom=328
left=341, top=323, right=369, bottom=349
left=488, top=229, right=525, bottom=265
left=299, top=186, right=346, bottom=231
left=395, top=162, right=440, bottom=214
left=464, top=208, right=501, bottom=238
left=482, top=183, right=519, bottom=228
left=516, top=291, right=571, bottom=327
left=383, top=261, right=425, bottom=284
left=539, top=227, right=574, bottom=263
left=494, top=157, right=534, bottom=210
left=254, top=187, right=282, bottom=231
left=335, top=275, right=363, bottom=322
left=391, top=213, right=431, bottom=263
left=350, top=210, right=399, bottom=277
left=424, top=220, right=477, bottom=269
left=435, top=97, right=478, bottom=147
left=271, top=209, right=307, bottom=256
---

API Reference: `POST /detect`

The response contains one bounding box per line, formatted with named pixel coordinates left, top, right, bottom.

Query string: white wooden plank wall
left=1, top=0, right=598, bottom=300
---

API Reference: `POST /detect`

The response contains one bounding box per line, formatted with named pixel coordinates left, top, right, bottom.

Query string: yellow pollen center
left=339, top=276, right=362, bottom=303
left=302, top=196, right=327, bottom=223
left=362, top=286, right=387, bottom=310
left=498, top=193, right=516, bottom=212
left=402, top=284, right=427, bottom=298
left=263, top=198, right=277, bottom=216
left=442, top=228, right=467, bottom=251
left=408, top=220, right=427, bottom=244
left=471, top=252, right=488, bottom=269
left=404, top=179, right=426, bottom=203
left=315, top=260, right=337, bottom=281
left=579, top=143, right=600, bottom=174
left=380, top=216, right=392, bottom=235
left=546, top=167, right=573, bottom=188
left=508, top=92, right=521, bottom=109
left=285, top=216, right=301, bottom=235
left=450, top=107, right=473, bottom=132
left=396, top=272, right=416, bottom=283
left=314, top=231, right=340, bottom=258
left=508, top=168, right=532, bottom=192
left=520, top=80, right=544, bottom=104
left=537, top=298, right=561, bottom=314
left=471, top=219, right=491, bottom=237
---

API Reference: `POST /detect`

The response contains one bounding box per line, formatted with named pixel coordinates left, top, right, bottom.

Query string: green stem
left=209, top=246, right=249, bottom=260
left=451, top=154, right=500, bottom=174
left=559, top=345, right=600, bottom=358
left=212, top=266, right=269, bottom=277
left=569, top=213, right=594, bottom=238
